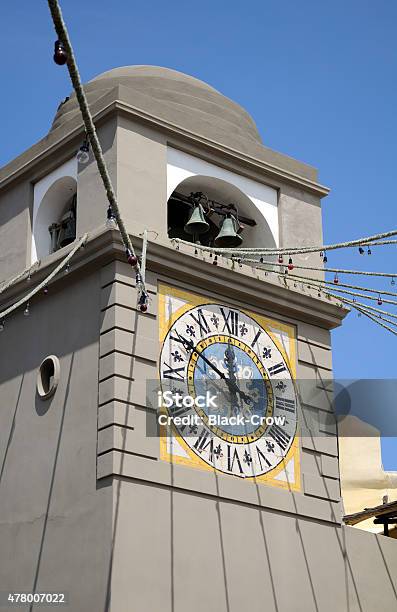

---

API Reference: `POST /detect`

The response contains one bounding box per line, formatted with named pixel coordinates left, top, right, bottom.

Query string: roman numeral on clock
left=268, top=362, right=287, bottom=376
left=227, top=445, right=244, bottom=473
left=268, top=424, right=291, bottom=452
left=256, top=445, right=272, bottom=470
left=162, top=363, right=185, bottom=381
left=275, top=396, right=296, bottom=414
left=220, top=308, right=239, bottom=335
left=190, top=309, right=210, bottom=337
left=168, top=403, right=191, bottom=418
left=251, top=328, right=262, bottom=349
left=194, top=430, right=214, bottom=460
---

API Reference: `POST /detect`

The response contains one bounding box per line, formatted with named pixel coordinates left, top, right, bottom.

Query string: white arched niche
left=166, top=147, right=279, bottom=249
left=31, top=157, right=77, bottom=264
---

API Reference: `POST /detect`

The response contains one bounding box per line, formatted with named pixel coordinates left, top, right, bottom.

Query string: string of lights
left=0, top=261, right=41, bottom=296
left=320, top=286, right=397, bottom=307
left=233, top=256, right=397, bottom=280
left=261, top=269, right=397, bottom=307
left=331, top=295, right=397, bottom=321
left=354, top=309, right=397, bottom=328
left=0, top=234, right=88, bottom=328
left=326, top=294, right=397, bottom=333
left=280, top=272, right=397, bottom=296
left=47, top=0, right=148, bottom=312
left=175, top=228, right=397, bottom=256
left=285, top=276, right=397, bottom=331
left=353, top=307, right=397, bottom=336
left=173, top=241, right=397, bottom=336
left=174, top=241, right=396, bottom=280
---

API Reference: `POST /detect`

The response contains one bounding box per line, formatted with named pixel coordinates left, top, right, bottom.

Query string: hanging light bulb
left=358, top=247, right=365, bottom=255
left=53, top=40, right=68, bottom=65
left=77, top=139, right=90, bottom=164
left=65, top=262, right=70, bottom=274
left=260, top=257, right=264, bottom=263
left=24, top=303, right=30, bottom=317
left=367, top=247, right=372, bottom=255
left=378, top=294, right=383, bottom=306
left=213, top=255, right=218, bottom=266
left=333, top=273, right=339, bottom=284
left=238, top=258, right=242, bottom=268
left=106, top=206, right=117, bottom=228
left=43, top=285, right=49, bottom=295
left=138, top=291, right=149, bottom=313
left=323, top=252, right=328, bottom=263
left=320, top=251, right=324, bottom=258
left=0, top=318, right=5, bottom=332
left=27, top=273, right=31, bottom=282
left=288, top=257, right=294, bottom=271
left=391, top=277, right=396, bottom=286
left=194, top=248, right=198, bottom=256
left=125, top=249, right=138, bottom=267
left=278, top=254, right=283, bottom=264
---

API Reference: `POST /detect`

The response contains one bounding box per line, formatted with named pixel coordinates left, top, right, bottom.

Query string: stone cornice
left=0, top=94, right=330, bottom=198
left=0, top=228, right=348, bottom=330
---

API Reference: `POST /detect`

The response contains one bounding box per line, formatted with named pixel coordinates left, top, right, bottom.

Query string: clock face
left=159, top=302, right=298, bottom=479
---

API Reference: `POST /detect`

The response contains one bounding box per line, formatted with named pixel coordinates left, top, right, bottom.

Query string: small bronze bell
left=184, top=204, right=210, bottom=236
left=58, top=211, right=76, bottom=248
left=214, top=214, right=242, bottom=248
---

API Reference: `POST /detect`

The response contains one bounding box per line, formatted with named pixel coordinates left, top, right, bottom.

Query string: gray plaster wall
left=77, top=120, right=118, bottom=237
left=278, top=184, right=325, bottom=280
left=0, top=270, right=112, bottom=612
left=107, top=478, right=397, bottom=612
left=0, top=181, right=33, bottom=281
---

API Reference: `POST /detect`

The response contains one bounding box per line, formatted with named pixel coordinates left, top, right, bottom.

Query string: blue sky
left=1, top=1, right=396, bottom=467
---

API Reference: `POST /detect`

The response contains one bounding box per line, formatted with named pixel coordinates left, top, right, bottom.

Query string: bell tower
left=1, top=66, right=397, bottom=612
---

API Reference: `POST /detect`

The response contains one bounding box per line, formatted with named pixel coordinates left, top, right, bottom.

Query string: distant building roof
left=344, top=499, right=397, bottom=526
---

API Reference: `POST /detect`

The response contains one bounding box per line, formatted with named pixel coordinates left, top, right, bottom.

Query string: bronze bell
left=184, top=204, right=210, bottom=236
left=58, top=210, right=76, bottom=249
left=214, top=214, right=242, bottom=248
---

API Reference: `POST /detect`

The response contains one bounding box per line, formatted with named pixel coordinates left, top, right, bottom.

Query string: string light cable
left=352, top=306, right=397, bottom=337
left=326, top=295, right=397, bottom=332
left=0, top=260, right=41, bottom=296
left=327, top=295, right=397, bottom=322
left=0, top=234, right=87, bottom=323
left=175, top=240, right=396, bottom=281
left=47, top=0, right=148, bottom=310
left=260, top=269, right=397, bottom=307
left=216, top=252, right=397, bottom=336
left=229, top=256, right=397, bottom=280
left=280, top=272, right=397, bottom=298
left=175, top=229, right=397, bottom=256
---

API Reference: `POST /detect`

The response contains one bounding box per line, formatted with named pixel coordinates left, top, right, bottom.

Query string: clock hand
left=223, top=342, right=253, bottom=407
left=172, top=333, right=253, bottom=406
left=224, top=342, right=237, bottom=383
left=172, top=333, right=228, bottom=381
left=223, top=342, right=240, bottom=413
